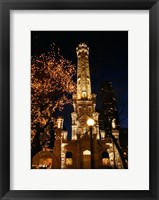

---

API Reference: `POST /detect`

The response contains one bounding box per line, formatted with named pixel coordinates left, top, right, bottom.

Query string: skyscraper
left=99, top=81, right=120, bottom=141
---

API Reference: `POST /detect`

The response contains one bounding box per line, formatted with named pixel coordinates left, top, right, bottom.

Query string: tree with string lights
left=31, top=44, right=76, bottom=158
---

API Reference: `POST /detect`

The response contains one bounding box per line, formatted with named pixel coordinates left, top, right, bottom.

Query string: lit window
left=66, top=152, right=73, bottom=165
left=66, top=158, right=73, bottom=165
left=100, top=131, right=105, bottom=139
left=112, top=118, right=116, bottom=129
left=102, top=152, right=110, bottom=166
left=102, top=158, right=110, bottom=165
left=83, top=150, right=91, bottom=155
left=82, top=91, right=87, bottom=98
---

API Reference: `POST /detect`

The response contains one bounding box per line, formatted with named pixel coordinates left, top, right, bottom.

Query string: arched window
left=66, top=152, right=72, bottom=158
left=102, top=152, right=110, bottom=166
left=102, top=152, right=109, bottom=158
left=100, top=131, right=106, bottom=140
left=83, top=150, right=91, bottom=155
left=82, top=91, right=87, bottom=98
left=66, top=152, right=73, bottom=165
left=112, top=118, right=116, bottom=129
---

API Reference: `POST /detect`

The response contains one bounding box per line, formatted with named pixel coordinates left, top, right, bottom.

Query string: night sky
left=31, top=31, right=128, bottom=134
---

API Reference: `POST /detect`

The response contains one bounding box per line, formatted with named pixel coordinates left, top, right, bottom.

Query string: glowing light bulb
left=87, top=118, right=95, bottom=126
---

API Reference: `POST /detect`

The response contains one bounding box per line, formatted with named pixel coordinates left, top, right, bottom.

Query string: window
left=100, top=131, right=105, bottom=139
left=102, top=158, right=110, bottom=165
left=83, top=150, right=91, bottom=155
left=102, top=152, right=110, bottom=166
left=66, top=152, right=73, bottom=165
left=66, top=158, right=73, bottom=165
left=82, top=91, right=87, bottom=98
left=112, top=118, right=116, bottom=129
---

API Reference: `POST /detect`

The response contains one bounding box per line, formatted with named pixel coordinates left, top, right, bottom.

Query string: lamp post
left=109, top=118, right=117, bottom=169
left=87, top=118, right=95, bottom=169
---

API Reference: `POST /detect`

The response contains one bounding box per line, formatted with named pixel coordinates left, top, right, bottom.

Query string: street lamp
left=87, top=118, right=95, bottom=127
left=87, top=118, right=95, bottom=169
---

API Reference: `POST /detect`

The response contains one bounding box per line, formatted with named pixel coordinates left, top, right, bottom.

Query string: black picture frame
left=0, top=0, right=159, bottom=199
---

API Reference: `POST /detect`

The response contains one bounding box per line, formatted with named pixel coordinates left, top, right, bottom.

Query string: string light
left=31, top=43, right=76, bottom=140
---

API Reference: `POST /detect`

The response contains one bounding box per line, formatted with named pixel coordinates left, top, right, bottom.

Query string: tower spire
left=71, top=42, right=99, bottom=139
left=76, top=43, right=92, bottom=100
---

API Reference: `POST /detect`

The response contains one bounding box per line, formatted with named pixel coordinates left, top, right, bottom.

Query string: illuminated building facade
left=52, top=43, right=124, bottom=169
left=71, top=43, right=99, bottom=140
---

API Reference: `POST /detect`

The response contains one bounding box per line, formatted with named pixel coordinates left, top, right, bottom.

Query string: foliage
left=31, top=44, right=76, bottom=157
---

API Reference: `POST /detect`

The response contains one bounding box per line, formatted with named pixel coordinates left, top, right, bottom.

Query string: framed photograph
left=0, top=0, right=159, bottom=199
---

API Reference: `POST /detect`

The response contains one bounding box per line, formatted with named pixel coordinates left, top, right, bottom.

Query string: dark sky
left=31, top=31, right=128, bottom=134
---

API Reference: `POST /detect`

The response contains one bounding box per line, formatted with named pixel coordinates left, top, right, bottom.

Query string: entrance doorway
left=83, top=150, right=91, bottom=169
